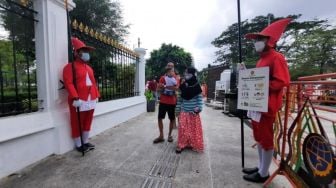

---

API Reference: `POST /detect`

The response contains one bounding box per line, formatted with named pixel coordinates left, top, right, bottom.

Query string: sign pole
left=236, top=0, right=244, bottom=168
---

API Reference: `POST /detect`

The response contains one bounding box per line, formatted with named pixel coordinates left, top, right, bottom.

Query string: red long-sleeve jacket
left=257, top=49, right=290, bottom=117
left=63, top=59, right=100, bottom=101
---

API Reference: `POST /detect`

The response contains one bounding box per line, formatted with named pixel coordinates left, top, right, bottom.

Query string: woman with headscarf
left=175, top=67, right=204, bottom=153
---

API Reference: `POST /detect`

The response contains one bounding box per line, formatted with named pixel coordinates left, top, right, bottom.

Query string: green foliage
left=22, top=99, right=38, bottom=112
left=212, top=13, right=336, bottom=80
left=198, top=69, right=208, bottom=84
left=70, top=0, right=129, bottom=42
left=144, top=90, right=154, bottom=101
left=0, top=1, right=35, bottom=58
left=0, top=40, right=37, bottom=92
left=146, top=43, right=193, bottom=80
left=288, top=27, right=336, bottom=79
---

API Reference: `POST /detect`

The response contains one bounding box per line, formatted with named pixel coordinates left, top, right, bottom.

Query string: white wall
left=0, top=0, right=146, bottom=179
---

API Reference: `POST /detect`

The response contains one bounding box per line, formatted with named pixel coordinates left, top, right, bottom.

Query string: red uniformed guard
left=63, top=37, right=100, bottom=153
left=242, top=18, right=291, bottom=183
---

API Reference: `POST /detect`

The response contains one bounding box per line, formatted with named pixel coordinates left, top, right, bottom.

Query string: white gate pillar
left=134, top=48, right=146, bottom=97
left=34, top=0, right=76, bottom=154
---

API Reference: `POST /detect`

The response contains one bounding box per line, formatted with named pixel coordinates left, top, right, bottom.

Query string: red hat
left=245, top=18, right=292, bottom=47
left=71, top=37, right=95, bottom=52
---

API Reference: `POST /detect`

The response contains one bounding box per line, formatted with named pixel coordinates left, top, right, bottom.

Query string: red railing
left=265, top=73, right=336, bottom=187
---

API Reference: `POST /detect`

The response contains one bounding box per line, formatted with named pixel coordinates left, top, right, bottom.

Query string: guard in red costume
left=242, top=18, right=291, bottom=183
left=63, top=37, right=100, bottom=153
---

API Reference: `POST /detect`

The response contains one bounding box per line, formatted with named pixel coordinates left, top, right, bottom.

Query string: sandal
left=153, top=137, right=165, bottom=144
left=168, top=136, right=173, bottom=143
left=175, top=148, right=182, bottom=154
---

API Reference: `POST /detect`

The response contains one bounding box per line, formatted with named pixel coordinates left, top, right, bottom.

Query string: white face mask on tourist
left=254, top=41, right=266, bottom=53
left=184, top=73, right=193, bottom=80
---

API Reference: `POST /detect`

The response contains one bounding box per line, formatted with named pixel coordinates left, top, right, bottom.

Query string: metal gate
left=0, top=0, right=38, bottom=117
left=71, top=19, right=139, bottom=102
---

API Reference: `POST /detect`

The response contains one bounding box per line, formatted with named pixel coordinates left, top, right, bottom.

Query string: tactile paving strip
left=140, top=143, right=180, bottom=188
left=141, top=178, right=172, bottom=188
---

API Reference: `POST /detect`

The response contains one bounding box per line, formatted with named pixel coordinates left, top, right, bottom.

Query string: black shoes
left=76, top=143, right=95, bottom=153
left=85, top=143, right=95, bottom=150
left=243, top=172, right=269, bottom=183
left=76, top=145, right=89, bottom=153
left=175, top=148, right=182, bottom=154
left=242, top=167, right=259, bottom=174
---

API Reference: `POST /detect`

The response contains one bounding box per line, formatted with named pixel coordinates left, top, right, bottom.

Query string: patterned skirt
left=177, top=112, right=204, bottom=152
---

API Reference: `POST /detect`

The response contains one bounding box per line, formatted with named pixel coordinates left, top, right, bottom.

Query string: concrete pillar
left=34, top=0, right=75, bottom=111
left=134, top=48, right=146, bottom=97
left=34, top=0, right=76, bottom=154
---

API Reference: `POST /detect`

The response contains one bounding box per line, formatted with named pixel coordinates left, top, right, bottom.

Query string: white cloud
left=121, top=0, right=336, bottom=70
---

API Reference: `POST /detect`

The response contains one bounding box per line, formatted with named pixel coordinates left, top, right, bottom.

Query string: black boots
left=76, top=145, right=89, bottom=153
left=84, top=143, right=95, bottom=150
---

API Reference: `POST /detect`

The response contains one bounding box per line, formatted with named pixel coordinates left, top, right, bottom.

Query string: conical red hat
left=245, top=18, right=292, bottom=47
left=71, top=37, right=95, bottom=52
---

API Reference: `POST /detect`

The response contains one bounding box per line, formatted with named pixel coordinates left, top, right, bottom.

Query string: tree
left=212, top=14, right=335, bottom=80
left=146, top=43, right=193, bottom=80
left=198, top=68, right=208, bottom=84
left=0, top=0, right=35, bottom=58
left=70, top=0, right=129, bottom=42
left=289, top=27, right=336, bottom=79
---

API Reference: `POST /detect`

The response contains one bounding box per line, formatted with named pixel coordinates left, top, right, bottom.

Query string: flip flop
left=168, top=136, right=173, bottom=142
left=153, top=137, right=164, bottom=144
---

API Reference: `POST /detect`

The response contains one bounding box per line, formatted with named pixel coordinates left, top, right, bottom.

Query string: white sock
left=74, top=137, right=82, bottom=147
left=257, top=144, right=263, bottom=170
left=259, top=149, right=274, bottom=177
left=82, top=131, right=90, bottom=144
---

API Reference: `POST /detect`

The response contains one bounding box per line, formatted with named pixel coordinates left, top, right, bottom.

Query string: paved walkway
left=0, top=107, right=288, bottom=188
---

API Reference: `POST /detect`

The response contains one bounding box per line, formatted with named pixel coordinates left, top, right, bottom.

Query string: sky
left=120, top=0, right=336, bottom=70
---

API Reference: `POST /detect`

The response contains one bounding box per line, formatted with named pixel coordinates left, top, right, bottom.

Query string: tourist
left=175, top=67, right=204, bottom=153
left=153, top=62, right=179, bottom=144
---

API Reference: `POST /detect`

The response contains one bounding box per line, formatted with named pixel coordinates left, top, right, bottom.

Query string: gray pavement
left=0, top=106, right=289, bottom=188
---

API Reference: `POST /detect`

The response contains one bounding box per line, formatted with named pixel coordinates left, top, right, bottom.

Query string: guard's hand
left=72, top=99, right=83, bottom=108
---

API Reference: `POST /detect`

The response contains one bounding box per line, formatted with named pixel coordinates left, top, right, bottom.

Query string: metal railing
left=71, top=20, right=139, bottom=102
left=266, top=73, right=336, bottom=187
left=0, top=0, right=38, bottom=117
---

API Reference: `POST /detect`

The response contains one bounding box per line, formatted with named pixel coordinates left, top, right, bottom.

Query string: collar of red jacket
left=259, top=48, right=276, bottom=58
left=75, top=58, right=88, bottom=64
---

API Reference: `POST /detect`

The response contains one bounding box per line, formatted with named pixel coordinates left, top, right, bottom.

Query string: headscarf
left=179, top=67, right=202, bottom=100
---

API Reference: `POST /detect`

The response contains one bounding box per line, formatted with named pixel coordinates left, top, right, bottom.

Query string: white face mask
left=184, top=73, right=193, bottom=80
left=254, top=41, right=266, bottom=52
left=81, top=53, right=90, bottom=62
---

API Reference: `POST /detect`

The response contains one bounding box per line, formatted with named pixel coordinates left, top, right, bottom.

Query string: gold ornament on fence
left=20, top=0, right=29, bottom=7
left=103, top=36, right=108, bottom=44
left=84, top=26, right=89, bottom=35
left=94, top=31, right=99, bottom=39
left=72, top=20, right=78, bottom=30
left=69, top=19, right=138, bottom=56
left=98, top=33, right=103, bottom=41
left=89, top=28, right=95, bottom=38
left=79, top=22, right=84, bottom=32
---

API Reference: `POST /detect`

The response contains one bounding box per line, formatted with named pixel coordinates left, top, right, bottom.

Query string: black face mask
left=179, top=76, right=202, bottom=100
